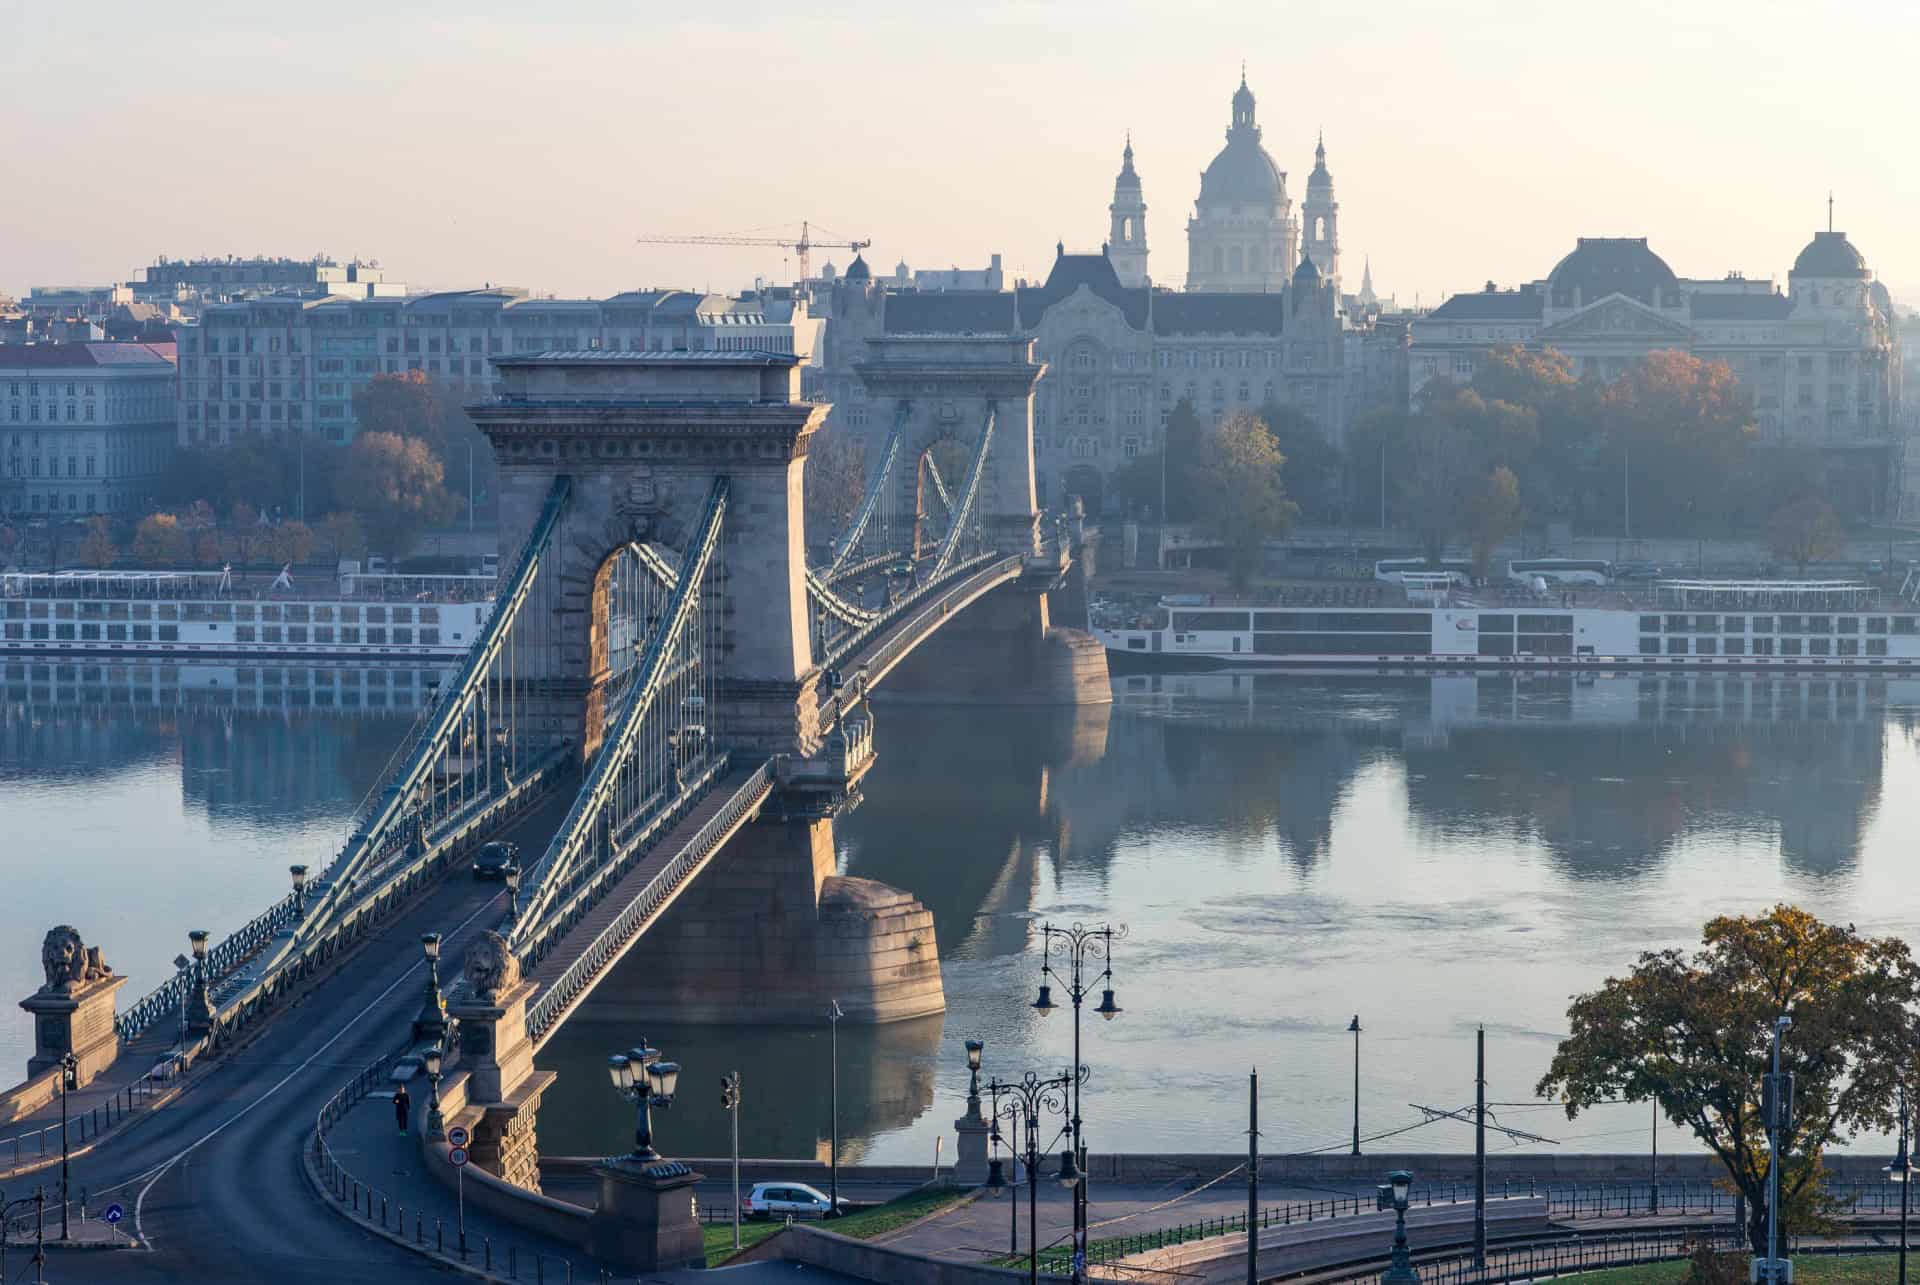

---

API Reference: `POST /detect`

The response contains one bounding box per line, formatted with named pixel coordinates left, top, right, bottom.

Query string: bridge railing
left=114, top=888, right=300, bottom=1042
left=525, top=757, right=775, bottom=1044
left=0, top=1067, right=171, bottom=1168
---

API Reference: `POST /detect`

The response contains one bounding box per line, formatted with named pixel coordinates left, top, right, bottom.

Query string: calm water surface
left=6, top=662, right=1915, bottom=1167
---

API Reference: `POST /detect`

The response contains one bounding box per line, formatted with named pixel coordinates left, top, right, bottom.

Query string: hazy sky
left=4, top=0, right=1915, bottom=306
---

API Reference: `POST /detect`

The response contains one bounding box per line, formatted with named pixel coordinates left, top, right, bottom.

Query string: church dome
left=1293, top=254, right=1321, bottom=284
left=1547, top=237, right=1677, bottom=305
left=1792, top=230, right=1869, bottom=278
left=843, top=253, right=871, bottom=282
left=1198, top=75, right=1284, bottom=207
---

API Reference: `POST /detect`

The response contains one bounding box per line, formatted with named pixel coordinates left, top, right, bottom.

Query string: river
left=6, top=660, right=1916, bottom=1166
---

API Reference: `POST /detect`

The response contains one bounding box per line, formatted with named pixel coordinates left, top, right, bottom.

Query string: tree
left=1536, top=905, right=1920, bottom=1254
left=1255, top=401, right=1341, bottom=522
left=315, top=512, right=368, bottom=563
left=1162, top=399, right=1208, bottom=523
left=804, top=428, right=868, bottom=545
left=131, top=513, right=190, bottom=566
left=1398, top=416, right=1478, bottom=564
left=77, top=516, right=117, bottom=569
left=1602, top=350, right=1756, bottom=534
left=1191, top=412, right=1297, bottom=590
left=1466, top=467, right=1523, bottom=580
left=269, top=520, right=315, bottom=567
left=337, top=431, right=460, bottom=556
left=1769, top=497, right=1843, bottom=575
left=354, top=371, right=495, bottom=521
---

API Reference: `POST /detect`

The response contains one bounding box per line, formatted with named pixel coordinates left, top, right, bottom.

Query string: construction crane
left=634, top=221, right=871, bottom=286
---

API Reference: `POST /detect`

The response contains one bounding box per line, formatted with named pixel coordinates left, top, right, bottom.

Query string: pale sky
left=3, top=0, right=1915, bottom=307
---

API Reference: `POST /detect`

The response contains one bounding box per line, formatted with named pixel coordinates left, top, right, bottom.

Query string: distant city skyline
left=3, top=0, right=1915, bottom=307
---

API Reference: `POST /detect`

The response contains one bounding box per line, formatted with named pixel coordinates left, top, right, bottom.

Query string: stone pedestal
left=954, top=1103, right=991, bottom=1184
left=448, top=975, right=553, bottom=1191
left=587, top=1155, right=705, bottom=1272
left=21, top=973, right=127, bottom=1089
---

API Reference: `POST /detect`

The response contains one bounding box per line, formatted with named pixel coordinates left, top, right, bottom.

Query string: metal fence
left=309, top=1050, right=591, bottom=1284
left=0, top=1064, right=174, bottom=1170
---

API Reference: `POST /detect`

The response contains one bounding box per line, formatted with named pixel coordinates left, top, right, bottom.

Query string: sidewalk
left=0, top=1008, right=191, bottom=1181
left=320, top=1086, right=602, bottom=1281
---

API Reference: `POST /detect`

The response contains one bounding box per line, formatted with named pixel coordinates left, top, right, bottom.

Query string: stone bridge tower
left=854, top=334, right=1111, bottom=706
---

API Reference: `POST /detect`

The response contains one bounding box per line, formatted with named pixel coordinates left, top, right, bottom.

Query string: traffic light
left=721, top=1073, right=740, bottom=1110
left=63, top=1062, right=78, bottom=1092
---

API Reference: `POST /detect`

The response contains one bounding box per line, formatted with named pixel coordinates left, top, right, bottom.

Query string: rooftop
left=490, top=349, right=799, bottom=367
left=0, top=341, right=177, bottom=369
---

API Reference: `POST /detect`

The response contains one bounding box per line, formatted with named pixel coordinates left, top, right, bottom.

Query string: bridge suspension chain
left=510, top=477, right=730, bottom=955
left=822, top=403, right=907, bottom=582
left=279, top=476, right=575, bottom=960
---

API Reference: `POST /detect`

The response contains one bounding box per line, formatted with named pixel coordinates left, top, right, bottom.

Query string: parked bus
left=1506, top=558, right=1613, bottom=585
left=1374, top=558, right=1474, bottom=586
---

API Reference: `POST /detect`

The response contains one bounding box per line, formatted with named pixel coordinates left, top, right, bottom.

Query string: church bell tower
left=1301, top=131, right=1340, bottom=285
left=1108, top=134, right=1149, bottom=288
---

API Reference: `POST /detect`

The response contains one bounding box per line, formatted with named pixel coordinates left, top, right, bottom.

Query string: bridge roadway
left=50, top=791, right=577, bottom=1285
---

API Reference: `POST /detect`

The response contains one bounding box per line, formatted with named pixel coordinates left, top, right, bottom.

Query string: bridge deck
left=524, top=762, right=772, bottom=1046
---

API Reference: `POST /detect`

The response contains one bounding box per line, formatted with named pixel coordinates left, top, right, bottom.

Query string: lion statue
left=41, top=927, right=89, bottom=992
left=461, top=931, right=521, bottom=1002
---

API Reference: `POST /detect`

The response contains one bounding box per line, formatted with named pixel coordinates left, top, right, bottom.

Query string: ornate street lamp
left=289, top=865, right=309, bottom=920
left=1348, top=1015, right=1363, bottom=1156
left=183, top=930, right=214, bottom=1037
left=423, top=1042, right=446, bottom=1140
left=986, top=1070, right=1077, bottom=1285
left=1378, top=1169, right=1419, bottom=1283
left=965, top=1038, right=985, bottom=1117
left=503, top=865, right=522, bottom=925
left=608, top=1041, right=678, bottom=1161
left=1035, top=921, right=1122, bottom=1283
left=827, top=999, right=843, bottom=1214
left=414, top=933, right=447, bottom=1044
left=1888, top=1085, right=1912, bottom=1285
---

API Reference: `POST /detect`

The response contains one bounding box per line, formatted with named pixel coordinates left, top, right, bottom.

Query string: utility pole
left=1246, top=1069, right=1259, bottom=1285
left=1474, top=1026, right=1486, bottom=1269
left=721, top=1071, right=742, bottom=1251
left=1650, top=1100, right=1659, bottom=1215
left=1349, top=1015, right=1362, bottom=1156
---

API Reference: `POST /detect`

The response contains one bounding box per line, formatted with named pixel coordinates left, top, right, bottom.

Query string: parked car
left=1614, top=563, right=1663, bottom=581
left=741, top=1182, right=846, bottom=1220
left=472, top=841, right=518, bottom=881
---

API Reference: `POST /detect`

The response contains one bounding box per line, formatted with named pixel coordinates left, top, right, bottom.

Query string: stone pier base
left=578, top=815, right=945, bottom=1024
left=879, top=583, right=1110, bottom=706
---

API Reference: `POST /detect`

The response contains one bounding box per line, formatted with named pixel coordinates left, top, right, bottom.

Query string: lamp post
left=985, top=1070, right=1078, bottom=1285
left=1764, top=1015, right=1792, bottom=1283
left=827, top=999, right=842, bottom=1216
left=721, top=1071, right=742, bottom=1250
left=607, top=1041, right=680, bottom=1161
left=1378, top=1168, right=1419, bottom=1283
left=1348, top=1015, right=1362, bottom=1156
left=58, top=1053, right=76, bottom=1241
left=503, top=865, right=522, bottom=926
left=289, top=864, right=309, bottom=920
left=1034, top=921, right=1120, bottom=1281
left=173, top=953, right=191, bottom=1046
left=965, top=1039, right=984, bottom=1119
left=423, top=1042, right=446, bottom=1141
left=183, top=930, right=214, bottom=1038
left=414, top=933, right=447, bottom=1044
left=986, top=1105, right=1017, bottom=1257
left=1888, top=1084, right=1911, bottom=1285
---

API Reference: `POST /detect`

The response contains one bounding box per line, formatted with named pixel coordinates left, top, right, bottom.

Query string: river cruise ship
left=1094, top=578, right=1920, bottom=672
left=0, top=569, right=492, bottom=660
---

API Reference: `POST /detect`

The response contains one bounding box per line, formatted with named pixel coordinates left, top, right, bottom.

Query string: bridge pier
left=575, top=809, right=945, bottom=1025
left=878, top=579, right=1110, bottom=705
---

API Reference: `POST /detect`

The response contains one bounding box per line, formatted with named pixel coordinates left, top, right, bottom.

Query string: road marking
left=132, top=893, right=501, bottom=1250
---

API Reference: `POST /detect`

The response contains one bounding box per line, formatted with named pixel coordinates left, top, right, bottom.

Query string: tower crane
left=634, top=221, right=871, bottom=285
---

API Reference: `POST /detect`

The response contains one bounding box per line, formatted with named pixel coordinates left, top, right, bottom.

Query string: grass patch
left=704, top=1185, right=972, bottom=1266
left=1565, top=1256, right=1895, bottom=1284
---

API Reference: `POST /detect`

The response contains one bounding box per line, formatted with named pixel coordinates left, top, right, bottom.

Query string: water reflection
left=0, top=660, right=429, bottom=1073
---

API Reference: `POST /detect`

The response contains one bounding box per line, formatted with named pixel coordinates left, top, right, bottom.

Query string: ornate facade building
left=1409, top=230, right=1906, bottom=513
left=800, top=72, right=1407, bottom=517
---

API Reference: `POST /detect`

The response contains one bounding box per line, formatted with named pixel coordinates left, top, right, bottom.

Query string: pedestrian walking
left=394, top=1084, right=411, bottom=1134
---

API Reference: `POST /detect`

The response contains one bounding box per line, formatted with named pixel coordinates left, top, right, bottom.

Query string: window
left=1666, top=637, right=1688, bottom=655
left=1779, top=637, right=1802, bottom=656
left=1640, top=636, right=1661, bottom=655
left=1838, top=638, right=1859, bottom=656
left=1868, top=638, right=1888, bottom=656
left=1723, top=637, right=1745, bottom=656
left=1752, top=637, right=1774, bottom=656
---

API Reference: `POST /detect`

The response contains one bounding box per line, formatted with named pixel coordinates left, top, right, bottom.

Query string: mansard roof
left=1690, top=292, right=1793, bottom=320
left=1015, top=251, right=1150, bottom=329
left=882, top=291, right=1018, bottom=334
left=1428, top=286, right=1544, bottom=321
left=1151, top=292, right=1288, bottom=335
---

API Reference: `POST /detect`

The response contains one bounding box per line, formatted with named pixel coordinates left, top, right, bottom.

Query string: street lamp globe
left=608, top=1053, right=632, bottom=1092
left=966, top=1039, right=984, bottom=1072
left=1032, top=983, right=1056, bottom=1017
left=189, top=930, right=209, bottom=961
left=1095, top=988, right=1122, bottom=1021
left=1889, top=1141, right=1911, bottom=1184
left=289, top=865, right=308, bottom=893
left=1056, top=1146, right=1084, bottom=1189
left=985, top=1156, right=1006, bottom=1193
left=1389, top=1169, right=1413, bottom=1207
left=648, top=1060, right=681, bottom=1102
left=421, top=933, right=441, bottom=963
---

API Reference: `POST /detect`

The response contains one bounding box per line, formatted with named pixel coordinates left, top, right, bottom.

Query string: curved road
left=40, top=797, right=575, bottom=1284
